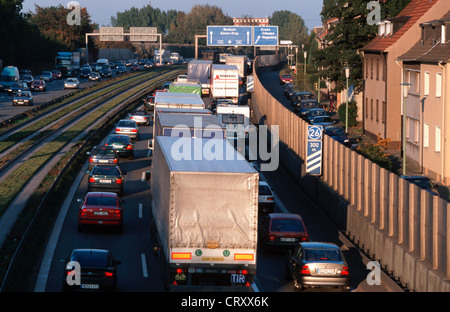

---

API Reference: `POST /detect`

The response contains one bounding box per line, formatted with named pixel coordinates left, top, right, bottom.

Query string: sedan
left=260, top=213, right=309, bottom=250
left=279, top=73, right=293, bottom=85
left=21, top=74, right=34, bottom=87
left=87, top=145, right=120, bottom=170
left=62, top=248, right=121, bottom=291
left=77, top=191, right=124, bottom=233
left=307, top=108, right=327, bottom=122
left=64, top=78, right=80, bottom=89
left=87, top=165, right=126, bottom=196
left=258, top=181, right=275, bottom=213
left=12, top=91, right=33, bottom=106
left=30, top=80, right=47, bottom=92
left=116, top=65, right=127, bottom=75
left=324, top=126, right=349, bottom=146
left=310, top=116, right=334, bottom=127
left=105, top=134, right=134, bottom=159
left=131, top=64, right=140, bottom=71
left=52, top=70, right=62, bottom=79
left=115, top=119, right=139, bottom=140
left=40, top=71, right=53, bottom=82
left=128, top=109, right=150, bottom=126
left=286, top=242, right=350, bottom=291
left=6, top=82, right=28, bottom=95
left=100, top=67, right=112, bottom=78
left=88, top=72, right=101, bottom=81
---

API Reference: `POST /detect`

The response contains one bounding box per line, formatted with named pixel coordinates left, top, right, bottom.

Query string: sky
left=21, top=0, right=324, bottom=32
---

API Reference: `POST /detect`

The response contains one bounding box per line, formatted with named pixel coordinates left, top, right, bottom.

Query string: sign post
left=306, top=125, right=323, bottom=176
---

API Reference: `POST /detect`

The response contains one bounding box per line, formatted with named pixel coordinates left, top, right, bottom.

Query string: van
left=96, top=59, right=109, bottom=71
left=0, top=66, right=20, bottom=92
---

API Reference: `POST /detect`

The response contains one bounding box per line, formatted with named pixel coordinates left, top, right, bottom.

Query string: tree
left=270, top=10, right=309, bottom=48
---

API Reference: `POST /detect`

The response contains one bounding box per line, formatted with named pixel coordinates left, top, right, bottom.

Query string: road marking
left=139, top=203, right=143, bottom=218
left=141, top=253, right=148, bottom=278
left=141, top=171, right=146, bottom=182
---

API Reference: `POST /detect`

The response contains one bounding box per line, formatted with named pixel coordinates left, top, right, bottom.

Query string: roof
left=398, top=10, right=450, bottom=63
left=362, top=0, right=439, bottom=52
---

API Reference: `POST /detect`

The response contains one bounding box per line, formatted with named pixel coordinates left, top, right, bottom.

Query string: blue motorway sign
left=306, top=125, right=323, bottom=176
left=207, top=26, right=253, bottom=46
left=253, top=26, right=278, bottom=46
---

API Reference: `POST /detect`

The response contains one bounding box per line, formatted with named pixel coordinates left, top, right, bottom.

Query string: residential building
left=397, top=11, right=450, bottom=185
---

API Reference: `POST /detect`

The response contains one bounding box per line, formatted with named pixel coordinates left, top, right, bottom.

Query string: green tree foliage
left=270, top=10, right=309, bottom=48
left=315, top=0, right=412, bottom=93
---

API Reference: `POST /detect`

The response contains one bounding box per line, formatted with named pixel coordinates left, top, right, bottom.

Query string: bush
left=338, top=100, right=358, bottom=128
left=356, top=135, right=393, bottom=171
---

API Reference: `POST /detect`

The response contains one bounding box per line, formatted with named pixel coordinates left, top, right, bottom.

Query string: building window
left=406, top=117, right=410, bottom=140
left=382, top=101, right=386, bottom=123
left=423, top=123, right=429, bottom=148
left=370, top=99, right=373, bottom=119
left=376, top=59, right=379, bottom=80
left=414, top=120, right=419, bottom=143
left=436, top=73, right=442, bottom=97
left=376, top=99, right=379, bottom=121
left=424, top=72, right=430, bottom=96
left=365, top=98, right=369, bottom=118
left=371, top=59, right=373, bottom=79
left=435, top=126, right=441, bottom=152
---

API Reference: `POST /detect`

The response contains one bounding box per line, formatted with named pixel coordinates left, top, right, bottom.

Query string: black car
left=62, top=249, right=120, bottom=291
left=323, top=126, right=350, bottom=146
left=87, top=145, right=120, bottom=170
left=401, top=175, right=439, bottom=196
left=79, top=67, right=92, bottom=79
left=87, top=165, right=126, bottom=195
left=100, top=67, right=112, bottom=77
left=143, top=95, right=155, bottom=112
left=105, top=134, right=134, bottom=159
left=21, top=74, right=34, bottom=87
left=292, top=91, right=314, bottom=107
left=116, top=65, right=127, bottom=75
left=6, top=82, right=28, bottom=96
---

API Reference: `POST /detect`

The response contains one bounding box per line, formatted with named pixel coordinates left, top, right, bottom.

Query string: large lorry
left=187, top=60, right=213, bottom=97
left=211, top=64, right=240, bottom=104
left=169, top=81, right=202, bottom=95
left=154, top=49, right=171, bottom=65
left=55, top=52, right=81, bottom=77
left=216, top=103, right=251, bottom=150
left=150, top=136, right=259, bottom=290
left=225, top=55, right=248, bottom=83
left=154, top=112, right=226, bottom=140
left=0, top=66, right=20, bottom=92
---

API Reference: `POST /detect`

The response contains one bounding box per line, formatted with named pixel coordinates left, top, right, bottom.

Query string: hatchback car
left=105, top=135, right=134, bottom=159
left=260, top=213, right=309, bottom=249
left=286, top=242, right=350, bottom=291
left=87, top=145, right=120, bottom=170
left=40, top=71, right=53, bottom=82
left=62, top=248, right=120, bottom=291
left=64, top=78, right=80, bottom=89
left=128, top=109, right=150, bottom=126
left=87, top=165, right=125, bottom=196
left=88, top=72, right=101, bottom=81
left=115, top=119, right=140, bottom=140
left=77, top=191, right=124, bottom=232
left=258, top=181, right=275, bottom=213
left=12, top=91, right=33, bottom=106
left=31, top=79, right=46, bottom=92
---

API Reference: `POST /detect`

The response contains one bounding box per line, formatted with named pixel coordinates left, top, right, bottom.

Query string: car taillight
left=113, top=159, right=118, bottom=163
left=301, top=235, right=309, bottom=242
left=126, top=144, right=132, bottom=150
left=113, top=209, right=121, bottom=217
left=80, top=208, right=88, bottom=216
left=115, top=178, right=123, bottom=184
left=132, top=129, right=137, bottom=132
left=104, top=271, right=114, bottom=278
left=116, top=128, right=120, bottom=132
left=341, top=266, right=349, bottom=276
left=88, top=177, right=95, bottom=182
left=267, top=197, right=274, bottom=201
left=300, top=265, right=310, bottom=275
left=89, top=157, right=93, bottom=163
left=269, top=236, right=275, bottom=242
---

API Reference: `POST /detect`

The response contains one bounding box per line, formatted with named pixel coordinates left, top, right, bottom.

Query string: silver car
left=64, top=78, right=80, bottom=89
left=115, top=119, right=140, bottom=140
left=286, top=242, right=350, bottom=291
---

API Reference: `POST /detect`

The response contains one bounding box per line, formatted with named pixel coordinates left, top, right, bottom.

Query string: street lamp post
left=344, top=67, right=350, bottom=133
left=304, top=51, right=307, bottom=89
left=401, top=82, right=412, bottom=176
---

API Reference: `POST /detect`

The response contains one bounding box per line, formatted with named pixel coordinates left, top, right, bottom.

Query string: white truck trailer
left=211, top=64, right=240, bottom=104
left=187, top=60, right=213, bottom=96
left=150, top=136, right=259, bottom=290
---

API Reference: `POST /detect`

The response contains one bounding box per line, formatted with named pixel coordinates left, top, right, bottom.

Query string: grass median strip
left=0, top=69, right=183, bottom=219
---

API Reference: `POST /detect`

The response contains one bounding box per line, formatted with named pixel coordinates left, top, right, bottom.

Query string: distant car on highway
left=64, top=77, right=80, bottom=89
left=306, top=108, right=327, bottom=122
left=20, top=74, right=34, bottom=87
left=115, top=119, right=140, bottom=140
left=100, top=67, right=112, bottom=78
left=258, top=181, right=275, bottom=213
left=62, top=248, right=121, bottom=291
left=52, top=70, right=62, bottom=79
left=6, top=82, right=28, bottom=95
left=116, top=65, right=127, bottom=75
left=131, top=64, right=140, bottom=71
left=105, top=134, right=134, bottom=159
left=310, top=116, right=334, bottom=127
left=87, top=145, right=120, bottom=170
left=286, top=242, right=350, bottom=291
left=39, top=71, right=53, bottom=82
left=30, top=79, right=46, bottom=92
left=77, top=191, right=124, bottom=233
left=87, top=165, right=126, bottom=196
left=79, top=66, right=92, bottom=79
left=260, top=213, right=309, bottom=249
left=401, top=175, right=439, bottom=196
left=128, top=109, right=150, bottom=126
left=12, top=91, right=33, bottom=106
left=279, top=73, right=293, bottom=84
left=323, top=126, right=349, bottom=146
left=88, top=72, right=101, bottom=81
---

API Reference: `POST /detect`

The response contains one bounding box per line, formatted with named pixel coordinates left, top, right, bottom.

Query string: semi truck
left=154, top=49, right=171, bottom=65
left=150, top=136, right=259, bottom=291
left=225, top=55, right=248, bottom=83
left=187, top=60, right=213, bottom=96
left=211, top=64, right=240, bottom=104
left=55, top=52, right=81, bottom=77
left=216, top=103, right=251, bottom=152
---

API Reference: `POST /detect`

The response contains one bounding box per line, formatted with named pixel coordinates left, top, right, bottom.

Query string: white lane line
left=141, top=171, right=146, bottom=182
left=139, top=203, right=143, bottom=219
left=141, top=253, right=148, bottom=278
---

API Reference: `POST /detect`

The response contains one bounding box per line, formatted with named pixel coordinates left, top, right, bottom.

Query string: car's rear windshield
left=271, top=218, right=305, bottom=232
left=92, top=148, right=115, bottom=156
left=71, top=252, right=108, bottom=267
left=117, top=120, right=136, bottom=127
left=92, top=166, right=120, bottom=175
left=85, top=196, right=117, bottom=207
left=259, top=185, right=272, bottom=195
left=108, top=136, right=129, bottom=144
left=304, top=248, right=341, bottom=261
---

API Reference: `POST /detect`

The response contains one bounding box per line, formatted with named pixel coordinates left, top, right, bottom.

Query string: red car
left=30, top=79, right=47, bottom=92
left=259, top=213, right=309, bottom=249
left=77, top=192, right=124, bottom=233
left=279, top=74, right=293, bottom=84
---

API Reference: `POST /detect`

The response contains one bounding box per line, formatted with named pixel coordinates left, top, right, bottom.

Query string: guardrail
left=250, top=55, right=450, bottom=292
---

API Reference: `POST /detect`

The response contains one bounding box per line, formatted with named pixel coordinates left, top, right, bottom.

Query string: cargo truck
left=154, top=112, right=226, bottom=139
left=55, top=52, right=81, bottom=77
left=169, top=81, right=202, bottom=95
left=211, top=65, right=240, bottom=104
left=150, top=136, right=259, bottom=291
left=225, top=55, right=248, bottom=83
left=154, top=49, right=171, bottom=65
left=187, top=60, right=213, bottom=96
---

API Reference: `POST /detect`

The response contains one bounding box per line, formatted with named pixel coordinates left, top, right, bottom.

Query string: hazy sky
left=21, top=0, right=324, bottom=31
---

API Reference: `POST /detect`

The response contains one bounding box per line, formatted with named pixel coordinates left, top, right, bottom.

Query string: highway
left=31, top=69, right=403, bottom=294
